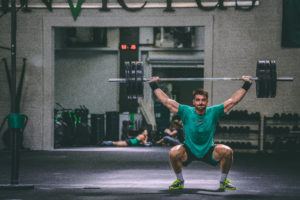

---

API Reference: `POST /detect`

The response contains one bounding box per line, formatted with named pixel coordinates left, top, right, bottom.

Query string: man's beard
left=196, top=104, right=206, bottom=111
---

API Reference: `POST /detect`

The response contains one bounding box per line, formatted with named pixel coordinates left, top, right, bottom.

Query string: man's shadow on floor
left=160, top=188, right=263, bottom=199
left=160, top=187, right=222, bottom=195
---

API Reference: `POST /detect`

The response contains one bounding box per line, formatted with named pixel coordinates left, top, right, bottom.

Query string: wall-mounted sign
left=0, top=0, right=259, bottom=21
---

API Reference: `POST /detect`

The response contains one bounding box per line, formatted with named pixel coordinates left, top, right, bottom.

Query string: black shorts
left=125, top=139, right=132, bottom=146
left=125, top=138, right=139, bottom=146
left=182, top=144, right=219, bottom=167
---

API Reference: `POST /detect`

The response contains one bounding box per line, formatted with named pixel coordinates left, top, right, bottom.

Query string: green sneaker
left=219, top=179, right=236, bottom=191
left=169, top=179, right=184, bottom=190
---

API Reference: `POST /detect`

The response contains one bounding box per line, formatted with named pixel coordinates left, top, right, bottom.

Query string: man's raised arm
left=149, top=77, right=179, bottom=114
left=224, top=76, right=252, bottom=113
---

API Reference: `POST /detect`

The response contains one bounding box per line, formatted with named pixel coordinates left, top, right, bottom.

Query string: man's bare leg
left=113, top=141, right=128, bottom=147
left=213, top=144, right=235, bottom=190
left=168, top=145, right=187, bottom=189
left=102, top=141, right=128, bottom=147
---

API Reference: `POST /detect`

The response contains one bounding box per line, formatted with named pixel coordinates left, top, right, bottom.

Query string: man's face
left=193, top=94, right=208, bottom=112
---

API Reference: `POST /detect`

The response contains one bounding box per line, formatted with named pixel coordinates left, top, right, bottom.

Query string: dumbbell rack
left=263, top=114, right=300, bottom=153
left=214, top=111, right=261, bottom=153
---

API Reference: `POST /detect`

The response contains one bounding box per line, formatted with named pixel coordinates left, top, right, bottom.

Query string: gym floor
left=0, top=147, right=299, bottom=200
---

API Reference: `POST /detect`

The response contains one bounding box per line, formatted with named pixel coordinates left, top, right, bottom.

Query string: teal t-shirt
left=177, top=104, right=226, bottom=158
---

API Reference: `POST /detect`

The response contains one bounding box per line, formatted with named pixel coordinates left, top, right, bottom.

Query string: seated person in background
left=102, top=129, right=149, bottom=147
left=156, top=116, right=184, bottom=146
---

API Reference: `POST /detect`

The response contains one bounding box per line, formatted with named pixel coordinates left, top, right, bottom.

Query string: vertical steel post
left=10, top=0, right=20, bottom=185
left=0, top=1, right=34, bottom=189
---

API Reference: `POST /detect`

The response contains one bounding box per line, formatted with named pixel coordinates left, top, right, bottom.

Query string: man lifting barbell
left=149, top=75, right=253, bottom=191
left=108, top=60, right=293, bottom=190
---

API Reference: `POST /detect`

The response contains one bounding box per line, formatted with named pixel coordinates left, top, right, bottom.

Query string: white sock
left=220, top=173, right=228, bottom=183
left=176, top=172, right=184, bottom=182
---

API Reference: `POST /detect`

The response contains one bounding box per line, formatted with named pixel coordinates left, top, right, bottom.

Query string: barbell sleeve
left=108, top=78, right=128, bottom=83
left=275, top=77, right=294, bottom=81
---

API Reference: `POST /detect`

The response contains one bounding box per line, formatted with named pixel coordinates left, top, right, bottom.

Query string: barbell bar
left=109, top=60, right=294, bottom=99
left=109, top=77, right=294, bottom=82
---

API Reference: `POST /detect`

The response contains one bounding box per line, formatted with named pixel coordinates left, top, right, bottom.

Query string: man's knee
left=169, top=145, right=184, bottom=160
left=224, top=147, right=233, bottom=158
left=215, top=144, right=233, bottom=160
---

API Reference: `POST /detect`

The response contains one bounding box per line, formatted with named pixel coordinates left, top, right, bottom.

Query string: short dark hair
left=193, top=88, right=208, bottom=99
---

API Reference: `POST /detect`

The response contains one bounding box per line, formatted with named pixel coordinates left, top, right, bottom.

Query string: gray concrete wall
left=211, top=0, right=300, bottom=114
left=54, top=28, right=120, bottom=114
left=0, top=0, right=299, bottom=150
left=55, top=51, right=119, bottom=113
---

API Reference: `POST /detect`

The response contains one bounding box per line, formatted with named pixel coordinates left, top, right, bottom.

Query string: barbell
left=108, top=60, right=294, bottom=99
